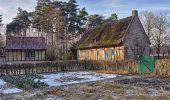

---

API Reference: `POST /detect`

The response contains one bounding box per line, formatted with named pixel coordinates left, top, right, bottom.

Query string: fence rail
left=0, top=60, right=137, bottom=76
left=0, top=59, right=169, bottom=76
left=155, top=59, right=170, bottom=76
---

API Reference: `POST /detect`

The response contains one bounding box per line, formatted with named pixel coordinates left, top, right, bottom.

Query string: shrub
left=2, top=74, right=48, bottom=89
left=46, top=49, right=57, bottom=61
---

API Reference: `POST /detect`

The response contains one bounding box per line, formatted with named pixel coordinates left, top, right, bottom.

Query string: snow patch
left=0, top=79, right=6, bottom=86
left=1, top=88, right=22, bottom=94
left=41, top=71, right=118, bottom=87
left=148, top=88, right=159, bottom=97
left=0, top=71, right=118, bottom=94
left=0, top=79, right=22, bottom=94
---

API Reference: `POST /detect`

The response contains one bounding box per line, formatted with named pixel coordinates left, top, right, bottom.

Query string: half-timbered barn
left=77, top=10, right=150, bottom=61
left=6, top=36, right=47, bottom=61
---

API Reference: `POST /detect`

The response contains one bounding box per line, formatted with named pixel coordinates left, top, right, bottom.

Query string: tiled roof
left=6, top=36, right=47, bottom=50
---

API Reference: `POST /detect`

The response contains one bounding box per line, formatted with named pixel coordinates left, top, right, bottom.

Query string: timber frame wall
left=5, top=49, right=46, bottom=61
left=77, top=46, right=124, bottom=61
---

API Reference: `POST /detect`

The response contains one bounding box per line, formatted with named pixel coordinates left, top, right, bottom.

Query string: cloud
left=1, top=0, right=170, bottom=25
left=95, top=0, right=125, bottom=8
left=0, top=0, right=36, bottom=24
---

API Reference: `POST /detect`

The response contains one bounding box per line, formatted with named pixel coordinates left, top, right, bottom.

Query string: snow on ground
left=0, top=79, right=22, bottom=94
left=2, top=88, right=22, bottom=94
left=0, top=79, right=6, bottom=86
left=0, top=71, right=118, bottom=94
left=147, top=88, right=159, bottom=97
left=40, top=71, right=118, bottom=87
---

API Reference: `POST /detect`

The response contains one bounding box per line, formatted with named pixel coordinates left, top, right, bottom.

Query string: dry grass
left=81, top=86, right=96, bottom=93
left=102, top=83, right=122, bottom=90
left=96, top=70, right=129, bottom=75
left=3, top=76, right=170, bottom=100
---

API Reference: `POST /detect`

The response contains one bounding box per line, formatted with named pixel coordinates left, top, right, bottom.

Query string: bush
left=63, top=52, right=72, bottom=60
left=2, top=74, right=48, bottom=89
left=46, top=49, right=57, bottom=61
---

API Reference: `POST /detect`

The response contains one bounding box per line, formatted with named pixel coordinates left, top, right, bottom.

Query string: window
left=96, top=50, right=99, bottom=60
left=0, top=48, right=4, bottom=57
left=0, top=49, right=3, bottom=56
left=104, top=50, right=109, bottom=60
left=124, top=47, right=128, bottom=59
left=112, top=50, right=117, bottom=55
left=25, top=50, right=35, bottom=60
left=92, top=39, right=96, bottom=43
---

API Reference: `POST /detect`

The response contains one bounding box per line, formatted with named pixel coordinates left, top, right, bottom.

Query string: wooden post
left=21, top=51, right=22, bottom=61
left=41, top=50, right=42, bottom=60
left=38, top=50, right=39, bottom=61
left=12, top=50, right=14, bottom=61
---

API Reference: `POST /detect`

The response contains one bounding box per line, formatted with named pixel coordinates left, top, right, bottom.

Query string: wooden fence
left=0, top=60, right=137, bottom=76
left=0, top=59, right=169, bottom=76
left=155, top=59, right=170, bottom=76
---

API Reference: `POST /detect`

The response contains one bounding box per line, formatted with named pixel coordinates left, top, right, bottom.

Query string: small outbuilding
left=77, top=10, right=150, bottom=61
left=5, top=36, right=47, bottom=61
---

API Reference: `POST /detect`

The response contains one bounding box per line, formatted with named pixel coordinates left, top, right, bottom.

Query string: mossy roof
left=77, top=16, right=133, bottom=49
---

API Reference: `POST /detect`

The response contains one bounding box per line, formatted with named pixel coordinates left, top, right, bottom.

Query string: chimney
left=132, top=10, right=138, bottom=16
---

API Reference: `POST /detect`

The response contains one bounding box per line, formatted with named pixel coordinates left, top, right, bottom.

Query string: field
left=0, top=71, right=170, bottom=100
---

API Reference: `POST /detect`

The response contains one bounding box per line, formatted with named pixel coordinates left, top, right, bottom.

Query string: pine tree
left=0, top=15, right=4, bottom=47
left=6, top=8, right=31, bottom=36
left=87, top=14, right=105, bottom=28
left=77, top=7, right=88, bottom=34
left=106, top=13, right=118, bottom=22
left=66, top=0, right=78, bottom=35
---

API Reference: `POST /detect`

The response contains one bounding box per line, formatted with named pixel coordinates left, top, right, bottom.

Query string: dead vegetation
left=1, top=75, right=170, bottom=100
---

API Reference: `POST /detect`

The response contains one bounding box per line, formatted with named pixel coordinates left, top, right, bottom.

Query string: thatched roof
left=77, top=16, right=133, bottom=49
left=6, top=36, right=47, bottom=50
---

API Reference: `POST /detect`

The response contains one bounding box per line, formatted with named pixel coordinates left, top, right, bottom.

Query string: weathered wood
left=0, top=59, right=169, bottom=76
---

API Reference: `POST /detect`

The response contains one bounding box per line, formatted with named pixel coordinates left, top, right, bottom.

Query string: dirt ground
left=1, top=75, right=170, bottom=100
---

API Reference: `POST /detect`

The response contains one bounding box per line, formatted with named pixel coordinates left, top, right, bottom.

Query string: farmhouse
left=77, top=10, right=150, bottom=61
left=5, top=36, right=47, bottom=61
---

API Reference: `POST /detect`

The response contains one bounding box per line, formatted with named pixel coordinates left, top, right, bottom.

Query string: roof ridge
left=10, top=36, right=45, bottom=38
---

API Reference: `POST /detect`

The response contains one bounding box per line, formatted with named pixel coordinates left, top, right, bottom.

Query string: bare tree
left=140, top=11, right=155, bottom=55
left=43, top=5, right=66, bottom=60
left=0, top=15, right=4, bottom=47
left=130, top=36, right=147, bottom=60
left=140, top=11, right=155, bottom=40
left=152, top=12, right=168, bottom=59
left=140, top=11, right=169, bottom=59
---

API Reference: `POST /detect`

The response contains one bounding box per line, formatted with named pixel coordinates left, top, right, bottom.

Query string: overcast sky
left=0, top=0, right=170, bottom=24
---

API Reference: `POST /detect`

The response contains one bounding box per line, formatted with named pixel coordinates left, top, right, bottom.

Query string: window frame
left=25, top=50, right=35, bottom=60
left=111, top=50, right=117, bottom=56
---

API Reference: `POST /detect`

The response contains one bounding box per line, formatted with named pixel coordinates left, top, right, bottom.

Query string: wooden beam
left=21, top=50, right=22, bottom=61
left=12, top=50, right=14, bottom=61
left=37, top=50, right=39, bottom=61
left=45, top=50, right=46, bottom=60
left=41, top=50, right=42, bottom=60
left=16, top=50, right=18, bottom=61
left=34, top=50, right=35, bottom=61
